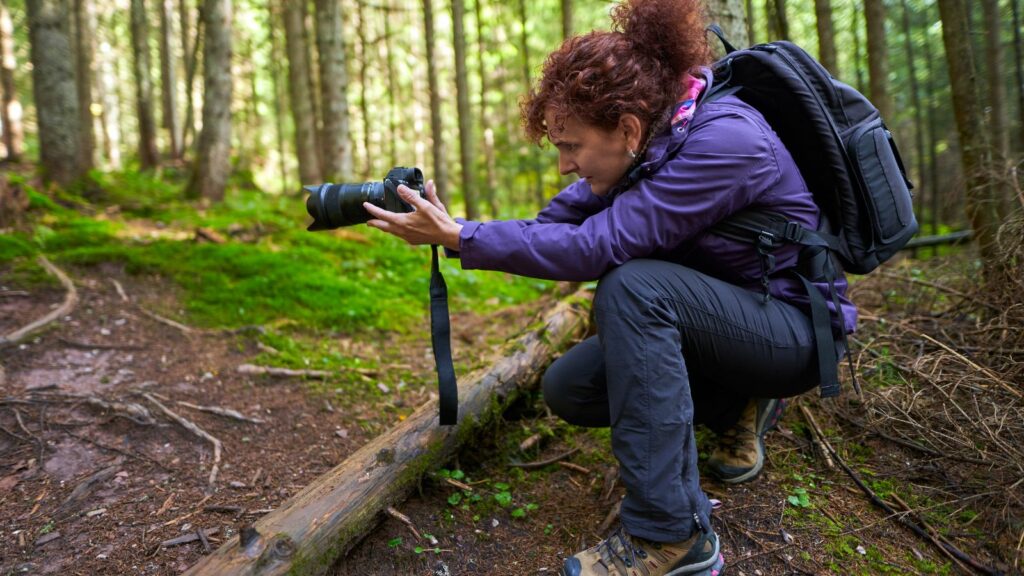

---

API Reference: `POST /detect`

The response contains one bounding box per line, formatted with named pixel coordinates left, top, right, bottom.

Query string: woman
left=364, top=0, right=856, bottom=574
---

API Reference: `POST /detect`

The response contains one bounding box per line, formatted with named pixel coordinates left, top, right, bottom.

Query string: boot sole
left=665, top=532, right=722, bottom=576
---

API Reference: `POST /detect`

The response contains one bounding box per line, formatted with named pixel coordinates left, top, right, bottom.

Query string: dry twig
left=177, top=401, right=265, bottom=424
left=143, top=393, right=222, bottom=485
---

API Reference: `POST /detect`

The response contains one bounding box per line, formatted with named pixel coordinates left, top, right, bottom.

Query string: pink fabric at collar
left=671, top=74, right=708, bottom=128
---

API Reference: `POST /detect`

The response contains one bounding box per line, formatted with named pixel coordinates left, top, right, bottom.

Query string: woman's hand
left=364, top=180, right=463, bottom=251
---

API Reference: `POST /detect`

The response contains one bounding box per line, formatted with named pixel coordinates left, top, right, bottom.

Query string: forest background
left=1, top=0, right=1023, bottom=574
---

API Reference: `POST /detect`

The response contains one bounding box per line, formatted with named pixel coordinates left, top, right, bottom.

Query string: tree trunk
left=159, top=0, right=181, bottom=159
left=73, top=0, right=96, bottom=170
left=0, top=0, right=24, bottom=161
left=923, top=2, right=941, bottom=235
left=475, top=0, right=498, bottom=217
left=765, top=0, right=788, bottom=40
left=936, top=0, right=1002, bottom=278
left=314, top=0, right=351, bottom=182
left=814, top=0, right=837, bottom=74
left=354, top=0, right=370, bottom=178
left=382, top=4, right=398, bottom=168
left=179, top=0, right=197, bottom=152
left=705, top=0, right=748, bottom=51
left=185, top=0, right=231, bottom=201
left=131, top=0, right=159, bottom=169
left=852, top=1, right=865, bottom=94
left=422, top=0, right=449, bottom=205
left=452, top=0, right=477, bottom=219
left=981, top=0, right=1010, bottom=166
left=283, top=0, right=321, bottom=185
left=268, top=2, right=287, bottom=194
left=900, top=0, right=926, bottom=234
left=183, top=287, right=591, bottom=576
left=1012, top=0, right=1024, bottom=153
left=864, top=0, right=892, bottom=121
left=96, top=21, right=122, bottom=168
left=561, top=0, right=572, bottom=40
left=27, top=0, right=84, bottom=187
left=516, top=0, right=543, bottom=208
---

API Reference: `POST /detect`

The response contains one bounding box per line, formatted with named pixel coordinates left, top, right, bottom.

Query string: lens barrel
left=305, top=181, right=385, bottom=230
left=304, top=167, right=424, bottom=231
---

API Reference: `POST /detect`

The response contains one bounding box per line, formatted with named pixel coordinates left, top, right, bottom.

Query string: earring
left=628, top=149, right=637, bottom=159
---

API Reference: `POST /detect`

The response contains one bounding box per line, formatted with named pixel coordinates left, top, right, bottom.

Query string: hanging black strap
left=430, top=244, right=458, bottom=425
left=706, top=24, right=739, bottom=54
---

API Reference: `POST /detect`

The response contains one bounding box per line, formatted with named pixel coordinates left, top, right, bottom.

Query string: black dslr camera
left=304, top=167, right=426, bottom=230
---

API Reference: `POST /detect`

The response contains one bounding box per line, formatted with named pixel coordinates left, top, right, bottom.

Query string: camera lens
left=305, top=181, right=385, bottom=230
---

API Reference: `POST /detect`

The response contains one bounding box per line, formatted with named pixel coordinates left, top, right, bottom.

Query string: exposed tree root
left=1, top=256, right=78, bottom=347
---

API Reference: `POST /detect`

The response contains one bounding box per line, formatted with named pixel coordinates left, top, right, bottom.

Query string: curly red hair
left=522, top=0, right=710, bottom=143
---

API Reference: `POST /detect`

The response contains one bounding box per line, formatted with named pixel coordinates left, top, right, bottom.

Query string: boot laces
left=596, top=526, right=647, bottom=573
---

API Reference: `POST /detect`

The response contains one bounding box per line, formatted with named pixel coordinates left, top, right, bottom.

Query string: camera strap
left=430, top=244, right=458, bottom=425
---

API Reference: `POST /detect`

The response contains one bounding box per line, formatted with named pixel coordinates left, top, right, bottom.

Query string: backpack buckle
left=782, top=221, right=803, bottom=243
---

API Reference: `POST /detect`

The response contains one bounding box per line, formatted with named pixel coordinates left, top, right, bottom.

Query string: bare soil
left=1, top=261, right=1013, bottom=576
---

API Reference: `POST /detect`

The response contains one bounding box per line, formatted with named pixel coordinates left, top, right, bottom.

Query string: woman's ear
left=619, top=114, right=644, bottom=152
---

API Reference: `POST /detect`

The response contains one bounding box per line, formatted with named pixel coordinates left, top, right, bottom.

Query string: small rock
left=335, top=429, right=349, bottom=439
left=491, top=518, right=499, bottom=528
left=856, top=545, right=867, bottom=555
left=229, top=481, right=247, bottom=489
left=377, top=383, right=390, bottom=394
left=99, top=328, right=111, bottom=336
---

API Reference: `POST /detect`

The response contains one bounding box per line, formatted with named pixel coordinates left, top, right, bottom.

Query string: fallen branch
left=57, top=337, right=145, bottom=351
left=162, top=527, right=220, bottom=548
left=58, top=466, right=119, bottom=515
left=598, top=500, right=621, bottom=534
left=798, top=404, right=835, bottom=469
left=890, top=493, right=974, bottom=575
left=81, top=395, right=155, bottom=426
left=143, top=393, right=223, bottom=486
left=508, top=448, right=580, bottom=470
left=139, top=307, right=195, bottom=335
left=236, top=364, right=329, bottom=379
left=1, top=256, right=78, bottom=346
left=177, top=401, right=265, bottom=424
left=385, top=506, right=421, bottom=540
left=820, top=419, right=1000, bottom=575
left=184, top=285, right=591, bottom=575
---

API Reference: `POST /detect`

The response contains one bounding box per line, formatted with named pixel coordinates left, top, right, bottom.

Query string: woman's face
left=545, top=110, right=641, bottom=197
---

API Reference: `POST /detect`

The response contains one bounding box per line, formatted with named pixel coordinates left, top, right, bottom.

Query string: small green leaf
left=511, top=508, right=525, bottom=519
left=451, top=469, right=465, bottom=480
left=388, top=537, right=402, bottom=548
left=447, top=492, right=462, bottom=506
left=492, top=482, right=510, bottom=490
left=414, top=546, right=424, bottom=554
left=494, top=491, right=512, bottom=507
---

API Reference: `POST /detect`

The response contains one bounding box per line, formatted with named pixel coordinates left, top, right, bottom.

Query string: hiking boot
left=561, top=525, right=724, bottom=576
left=706, top=398, right=786, bottom=484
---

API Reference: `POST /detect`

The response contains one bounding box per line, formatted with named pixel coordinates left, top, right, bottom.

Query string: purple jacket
left=453, top=91, right=857, bottom=333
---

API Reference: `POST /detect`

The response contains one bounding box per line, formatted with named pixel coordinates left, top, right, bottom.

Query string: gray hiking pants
left=542, top=259, right=820, bottom=542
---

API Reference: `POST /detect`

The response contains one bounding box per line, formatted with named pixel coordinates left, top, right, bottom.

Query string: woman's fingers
left=425, top=180, right=447, bottom=214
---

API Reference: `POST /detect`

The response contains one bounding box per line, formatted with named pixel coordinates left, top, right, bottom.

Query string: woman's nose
left=558, top=154, right=577, bottom=176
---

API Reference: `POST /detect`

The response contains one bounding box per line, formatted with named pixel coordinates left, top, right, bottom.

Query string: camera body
left=305, top=167, right=426, bottom=230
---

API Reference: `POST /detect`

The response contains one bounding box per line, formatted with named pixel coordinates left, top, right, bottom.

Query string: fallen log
left=184, top=286, right=591, bottom=575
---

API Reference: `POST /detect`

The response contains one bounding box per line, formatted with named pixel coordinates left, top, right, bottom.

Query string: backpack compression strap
left=713, top=211, right=857, bottom=398
left=430, top=244, right=458, bottom=425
